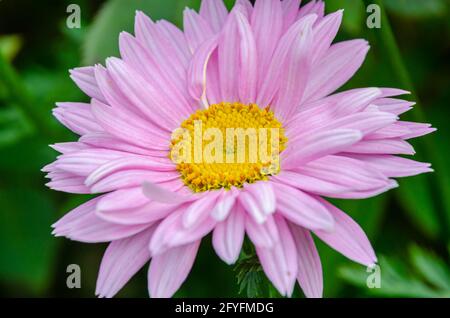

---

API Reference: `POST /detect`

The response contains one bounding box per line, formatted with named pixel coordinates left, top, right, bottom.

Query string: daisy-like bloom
left=46, top=0, right=435, bottom=298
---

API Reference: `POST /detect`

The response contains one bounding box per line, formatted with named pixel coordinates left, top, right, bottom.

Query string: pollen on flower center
left=170, top=102, right=288, bottom=192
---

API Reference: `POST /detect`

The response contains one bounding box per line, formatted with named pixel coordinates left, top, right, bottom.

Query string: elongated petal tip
left=388, top=180, right=399, bottom=189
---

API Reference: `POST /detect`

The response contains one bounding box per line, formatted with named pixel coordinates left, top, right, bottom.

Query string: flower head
left=46, top=0, right=435, bottom=298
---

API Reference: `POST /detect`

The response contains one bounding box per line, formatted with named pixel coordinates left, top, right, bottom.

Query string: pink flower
left=46, top=0, right=435, bottom=298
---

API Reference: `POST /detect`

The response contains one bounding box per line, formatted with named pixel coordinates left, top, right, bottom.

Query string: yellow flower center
left=170, top=102, right=287, bottom=192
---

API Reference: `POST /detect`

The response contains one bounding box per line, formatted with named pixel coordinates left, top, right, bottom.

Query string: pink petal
left=156, top=20, right=191, bottom=63
left=379, top=87, right=410, bottom=98
left=286, top=88, right=382, bottom=136
left=235, top=0, right=253, bottom=18
left=289, top=223, right=323, bottom=298
left=89, top=170, right=180, bottom=194
left=239, top=188, right=271, bottom=224
left=345, top=154, right=433, bottom=178
left=311, top=10, right=343, bottom=63
left=49, top=142, right=89, bottom=154
left=211, top=188, right=238, bottom=221
left=183, top=8, right=214, bottom=53
left=325, top=180, right=399, bottom=199
left=95, top=63, right=172, bottom=126
left=295, top=155, right=389, bottom=192
left=281, top=0, right=301, bottom=32
left=106, top=58, right=181, bottom=131
left=323, top=111, right=397, bottom=136
left=183, top=191, right=221, bottom=227
left=235, top=10, right=258, bottom=104
left=217, top=11, right=241, bottom=102
left=187, top=36, right=219, bottom=104
left=274, top=183, right=334, bottom=231
left=148, top=240, right=201, bottom=298
left=53, top=148, right=127, bottom=176
left=69, top=66, right=106, bottom=103
left=366, top=123, right=412, bottom=140
left=142, top=182, right=194, bottom=204
left=256, top=215, right=297, bottom=297
left=91, top=99, right=169, bottom=151
left=397, top=122, right=436, bottom=139
left=199, top=0, right=228, bottom=33
left=80, top=132, right=167, bottom=157
left=45, top=171, right=91, bottom=194
left=244, top=182, right=276, bottom=216
left=245, top=214, right=279, bottom=248
left=212, top=204, right=245, bottom=264
left=273, top=170, right=393, bottom=199
left=96, top=188, right=180, bottom=225
left=53, top=102, right=102, bottom=135
left=344, top=138, right=415, bottom=155
left=274, top=14, right=315, bottom=120
left=96, top=187, right=150, bottom=212
left=85, top=156, right=175, bottom=187
left=256, top=15, right=314, bottom=107
left=52, top=197, right=149, bottom=243
left=283, top=129, right=362, bottom=169
left=298, top=0, right=325, bottom=20
left=373, top=98, right=415, bottom=115
left=273, top=171, right=349, bottom=197
left=134, top=11, right=188, bottom=88
left=96, top=226, right=156, bottom=298
left=149, top=205, right=215, bottom=255
left=251, top=0, right=283, bottom=89
left=118, top=32, right=193, bottom=117
left=303, top=39, right=369, bottom=102
left=314, top=199, right=377, bottom=267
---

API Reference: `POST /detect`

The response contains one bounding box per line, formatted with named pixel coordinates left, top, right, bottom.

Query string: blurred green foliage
left=0, top=0, right=449, bottom=298
left=340, top=245, right=450, bottom=297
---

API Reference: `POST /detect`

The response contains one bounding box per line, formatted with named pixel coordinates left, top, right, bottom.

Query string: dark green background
left=0, top=0, right=449, bottom=297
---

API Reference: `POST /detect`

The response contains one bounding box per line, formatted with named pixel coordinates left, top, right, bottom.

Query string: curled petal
left=213, top=204, right=245, bottom=264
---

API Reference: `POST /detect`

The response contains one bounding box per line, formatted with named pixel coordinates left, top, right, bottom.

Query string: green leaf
left=325, top=0, right=365, bottom=35
left=409, top=245, right=450, bottom=290
left=83, top=0, right=202, bottom=64
left=234, top=252, right=266, bottom=298
left=0, top=188, right=58, bottom=294
left=384, top=0, right=447, bottom=18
